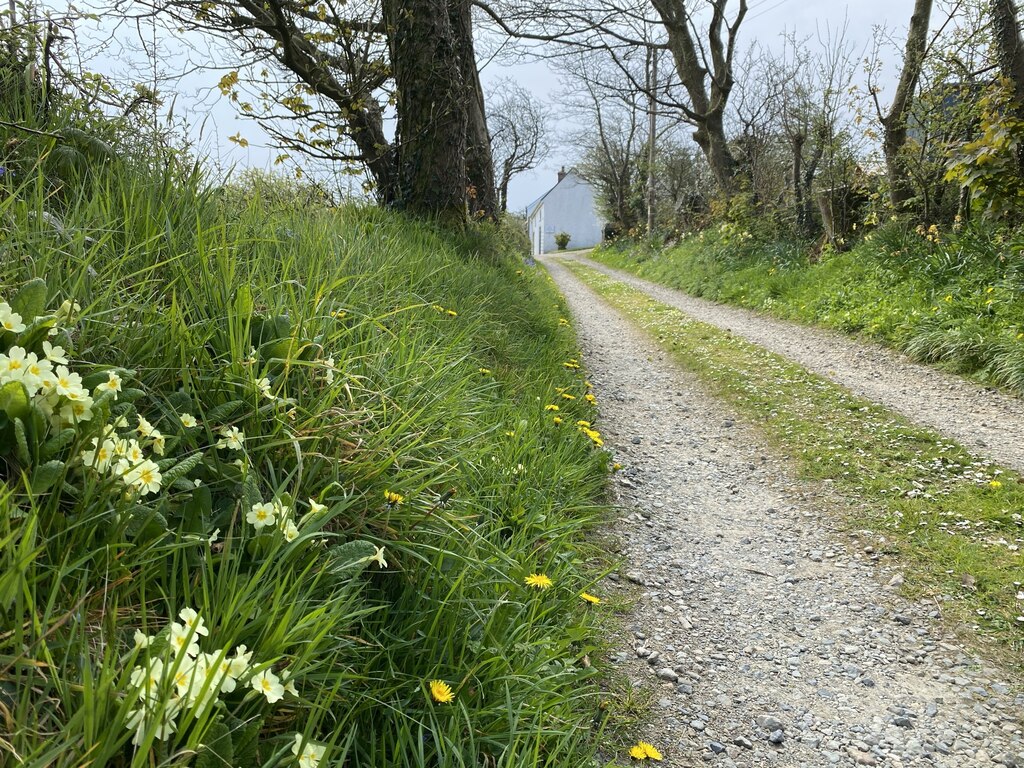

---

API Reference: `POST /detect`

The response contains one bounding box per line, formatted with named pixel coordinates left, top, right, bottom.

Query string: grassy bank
left=566, top=261, right=1024, bottom=663
left=0, top=164, right=617, bottom=767
left=592, top=223, right=1024, bottom=394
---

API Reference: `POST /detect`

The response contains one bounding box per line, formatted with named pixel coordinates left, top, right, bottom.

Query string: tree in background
left=869, top=0, right=934, bottom=211
left=122, top=0, right=495, bottom=223
left=487, top=78, right=552, bottom=212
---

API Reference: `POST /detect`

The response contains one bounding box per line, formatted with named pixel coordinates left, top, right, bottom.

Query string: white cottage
left=525, top=168, right=605, bottom=256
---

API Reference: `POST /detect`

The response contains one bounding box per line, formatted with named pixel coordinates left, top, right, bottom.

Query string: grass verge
left=565, top=260, right=1024, bottom=665
left=0, top=160, right=623, bottom=767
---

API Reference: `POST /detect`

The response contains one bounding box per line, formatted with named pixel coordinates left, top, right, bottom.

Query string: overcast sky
left=67, top=0, right=919, bottom=212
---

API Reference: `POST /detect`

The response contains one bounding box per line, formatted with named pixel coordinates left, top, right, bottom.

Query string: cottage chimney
left=557, top=166, right=567, bottom=183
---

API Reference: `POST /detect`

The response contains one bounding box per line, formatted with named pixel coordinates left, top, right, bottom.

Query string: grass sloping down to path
left=564, top=260, right=1024, bottom=663
left=0, top=165, right=629, bottom=767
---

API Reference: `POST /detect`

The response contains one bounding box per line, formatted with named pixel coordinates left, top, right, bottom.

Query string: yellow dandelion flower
left=447, top=309, right=458, bottom=317
left=585, top=393, right=597, bottom=404
left=640, top=742, right=663, bottom=760
left=553, top=416, right=563, bottom=425
left=545, top=404, right=560, bottom=411
left=580, top=592, right=601, bottom=604
left=559, top=318, right=570, bottom=326
left=524, top=573, right=553, bottom=589
left=429, top=679, right=454, bottom=703
left=576, top=420, right=591, bottom=428
left=561, top=393, right=576, bottom=400
left=612, top=463, right=623, bottom=471
left=384, top=490, right=404, bottom=505
left=582, top=428, right=603, bottom=446
left=629, top=745, right=647, bottom=760
left=989, top=480, right=1002, bottom=488
left=479, top=368, right=491, bottom=375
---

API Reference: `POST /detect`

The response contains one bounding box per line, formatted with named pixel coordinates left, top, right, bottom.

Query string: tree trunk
left=650, top=0, right=745, bottom=197
left=450, top=0, right=497, bottom=219
left=350, top=102, right=398, bottom=206
left=990, top=0, right=1024, bottom=172
left=792, top=131, right=806, bottom=233
left=498, top=161, right=512, bottom=213
left=881, top=0, right=932, bottom=211
left=384, top=0, right=467, bottom=223
left=691, top=108, right=736, bottom=193
left=646, top=45, right=658, bottom=235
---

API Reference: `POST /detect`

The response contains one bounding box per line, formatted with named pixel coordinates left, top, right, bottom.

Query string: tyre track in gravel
left=539, top=255, right=1024, bottom=768
left=560, top=254, right=1024, bottom=475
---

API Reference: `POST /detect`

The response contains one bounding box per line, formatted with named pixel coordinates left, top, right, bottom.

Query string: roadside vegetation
left=0, top=23, right=629, bottom=763
left=567, top=261, right=1024, bottom=663
left=591, top=219, right=1024, bottom=394
left=0, top=156, right=625, bottom=766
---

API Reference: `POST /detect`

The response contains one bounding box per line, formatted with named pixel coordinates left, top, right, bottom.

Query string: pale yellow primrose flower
left=0, top=302, right=26, bottom=333
left=180, top=413, right=198, bottom=428
left=126, top=459, right=162, bottom=495
left=178, top=608, right=210, bottom=638
left=217, top=425, right=244, bottom=451
left=251, top=668, right=285, bottom=703
left=169, top=622, right=201, bottom=658
left=247, top=502, right=277, bottom=531
left=42, top=340, right=68, bottom=364
left=282, top=519, right=300, bottom=542
left=292, top=734, right=327, bottom=768
left=99, top=371, right=122, bottom=399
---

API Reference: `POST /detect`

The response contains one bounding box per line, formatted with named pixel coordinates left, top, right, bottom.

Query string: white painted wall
left=527, top=172, right=604, bottom=255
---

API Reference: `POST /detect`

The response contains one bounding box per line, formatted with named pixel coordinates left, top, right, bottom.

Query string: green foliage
left=0, top=160, right=614, bottom=767
left=946, top=79, right=1024, bottom=219
left=554, top=231, right=572, bottom=250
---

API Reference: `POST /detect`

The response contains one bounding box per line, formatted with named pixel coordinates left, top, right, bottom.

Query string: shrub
left=554, top=231, right=571, bottom=250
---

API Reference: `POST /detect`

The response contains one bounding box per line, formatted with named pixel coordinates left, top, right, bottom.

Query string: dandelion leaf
left=10, top=278, right=48, bottom=324
left=181, top=485, right=213, bottom=535
left=233, top=285, right=254, bottom=318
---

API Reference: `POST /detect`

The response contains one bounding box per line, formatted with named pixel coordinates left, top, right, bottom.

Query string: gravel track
left=540, top=255, right=1024, bottom=768
left=562, top=254, right=1024, bottom=474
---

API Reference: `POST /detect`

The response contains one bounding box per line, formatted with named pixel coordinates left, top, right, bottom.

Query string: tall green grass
left=593, top=222, right=1024, bottom=394
left=0, top=160, right=614, bottom=767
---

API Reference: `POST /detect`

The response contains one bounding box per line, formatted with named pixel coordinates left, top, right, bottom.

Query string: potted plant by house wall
left=554, top=232, right=571, bottom=250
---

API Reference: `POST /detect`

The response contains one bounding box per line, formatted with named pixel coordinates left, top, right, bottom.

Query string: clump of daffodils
left=126, top=607, right=297, bottom=746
